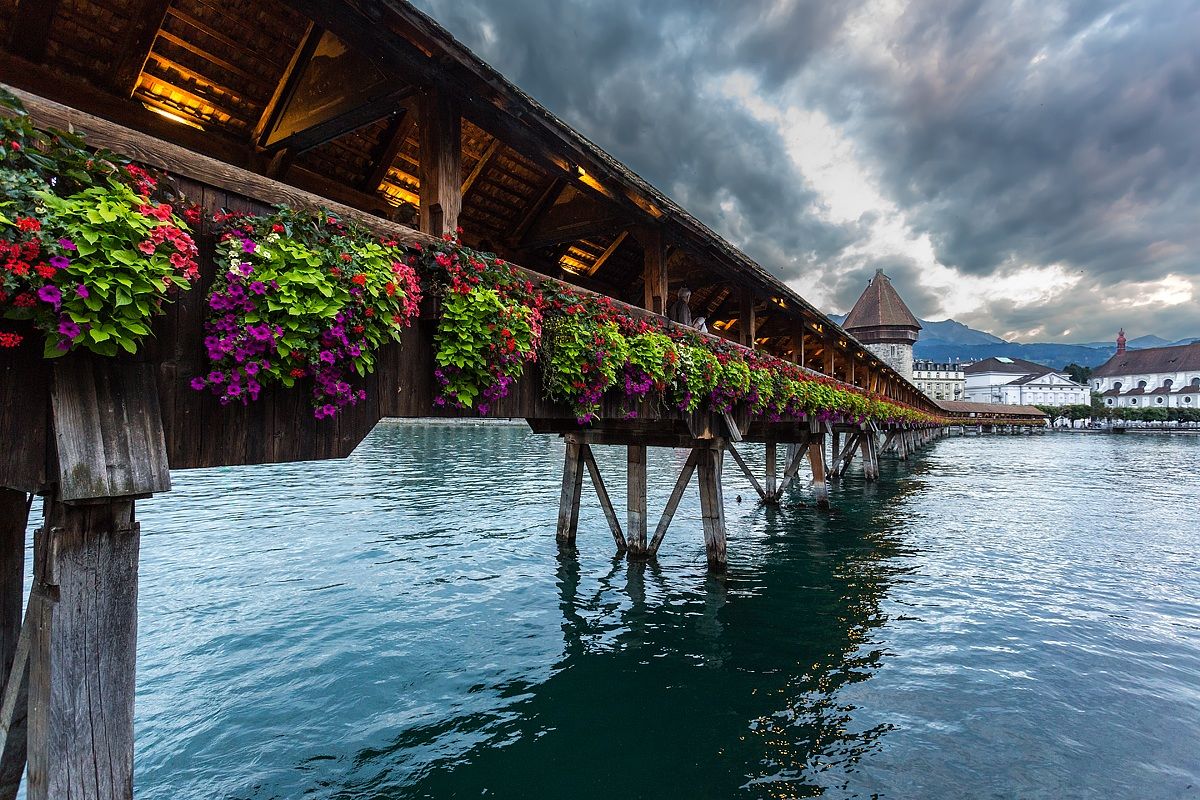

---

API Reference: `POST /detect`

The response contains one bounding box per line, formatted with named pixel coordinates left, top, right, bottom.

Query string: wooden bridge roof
left=935, top=401, right=1047, bottom=418
left=0, top=0, right=938, bottom=411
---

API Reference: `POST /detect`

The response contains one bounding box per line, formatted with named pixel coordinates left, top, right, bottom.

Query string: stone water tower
left=843, top=269, right=921, bottom=382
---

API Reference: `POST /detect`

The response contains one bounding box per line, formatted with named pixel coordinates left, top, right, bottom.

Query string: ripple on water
left=21, top=424, right=1198, bottom=800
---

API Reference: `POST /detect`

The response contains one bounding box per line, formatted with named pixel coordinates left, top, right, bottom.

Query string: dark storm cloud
left=409, top=0, right=1200, bottom=340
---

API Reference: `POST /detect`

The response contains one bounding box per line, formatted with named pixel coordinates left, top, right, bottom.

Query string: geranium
left=417, top=236, right=542, bottom=414
left=1, top=89, right=198, bottom=356
left=192, top=208, right=421, bottom=418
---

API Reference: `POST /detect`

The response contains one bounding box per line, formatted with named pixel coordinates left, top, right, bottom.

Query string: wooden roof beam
left=5, top=0, right=59, bottom=63
left=110, top=0, right=174, bottom=95
left=461, top=138, right=500, bottom=196
left=585, top=230, right=629, bottom=277
left=253, top=22, right=320, bottom=144
left=361, top=107, right=416, bottom=191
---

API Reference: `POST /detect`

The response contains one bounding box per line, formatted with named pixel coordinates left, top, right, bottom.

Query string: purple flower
left=238, top=262, right=253, bottom=276
left=318, top=350, right=335, bottom=364
left=190, top=377, right=207, bottom=391
left=241, top=239, right=257, bottom=254
left=207, top=371, right=226, bottom=385
left=248, top=281, right=267, bottom=295
left=37, top=285, right=61, bottom=306
left=244, top=362, right=260, bottom=376
left=75, top=284, right=89, bottom=299
left=57, top=238, right=77, bottom=251
left=49, top=256, right=69, bottom=269
left=57, top=319, right=81, bottom=338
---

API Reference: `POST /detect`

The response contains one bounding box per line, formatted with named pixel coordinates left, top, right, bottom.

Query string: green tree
left=1062, top=363, right=1093, bottom=384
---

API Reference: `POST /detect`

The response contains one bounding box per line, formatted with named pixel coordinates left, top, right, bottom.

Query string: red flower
left=289, top=368, right=306, bottom=378
left=364, top=307, right=375, bottom=317
left=8, top=261, right=29, bottom=277
left=15, top=217, right=40, bottom=232
left=0, top=332, right=22, bottom=348
left=340, top=253, right=352, bottom=262
left=138, top=240, right=156, bottom=255
left=351, top=273, right=366, bottom=286
left=272, top=223, right=285, bottom=233
left=384, top=282, right=396, bottom=296
left=35, top=263, right=55, bottom=279
left=13, top=293, right=35, bottom=308
left=9, top=141, right=19, bottom=151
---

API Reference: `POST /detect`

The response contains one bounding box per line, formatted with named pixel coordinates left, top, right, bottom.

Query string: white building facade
left=913, top=360, right=965, bottom=401
left=1091, top=340, right=1200, bottom=409
left=963, top=357, right=1089, bottom=406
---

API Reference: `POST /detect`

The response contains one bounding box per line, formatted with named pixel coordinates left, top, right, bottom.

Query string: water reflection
left=120, top=424, right=1200, bottom=800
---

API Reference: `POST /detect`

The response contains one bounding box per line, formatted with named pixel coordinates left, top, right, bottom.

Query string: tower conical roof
left=843, top=269, right=922, bottom=331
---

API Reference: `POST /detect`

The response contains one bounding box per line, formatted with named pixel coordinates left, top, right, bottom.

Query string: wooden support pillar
left=772, top=438, right=811, bottom=501
left=626, top=445, right=648, bottom=558
left=27, top=495, right=140, bottom=800
left=556, top=436, right=584, bottom=545
left=418, top=87, right=462, bottom=237
left=830, top=430, right=841, bottom=479
left=738, top=287, right=756, bottom=348
left=764, top=440, right=777, bottom=499
left=808, top=425, right=830, bottom=509
left=860, top=430, right=879, bottom=481
left=696, top=441, right=727, bottom=572
left=637, top=227, right=666, bottom=315
left=0, top=489, right=29, bottom=798
left=824, top=343, right=834, bottom=377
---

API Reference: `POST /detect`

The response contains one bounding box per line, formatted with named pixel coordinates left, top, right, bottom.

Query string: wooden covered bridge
left=0, top=0, right=1045, bottom=796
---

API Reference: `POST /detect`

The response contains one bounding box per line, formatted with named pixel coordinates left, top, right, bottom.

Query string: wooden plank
left=580, top=444, right=626, bottom=552
left=555, top=436, right=584, bottom=545
left=362, top=106, right=415, bottom=192
left=0, top=490, right=26, bottom=693
left=0, top=590, right=32, bottom=799
left=585, top=230, right=628, bottom=278
left=110, top=0, right=174, bottom=95
left=626, top=445, right=647, bottom=558
left=633, top=226, right=665, bottom=313
left=461, top=137, right=500, bottom=196
left=738, top=286, right=756, bottom=347
left=0, top=336, right=49, bottom=493
left=648, top=449, right=698, bottom=555
left=696, top=443, right=727, bottom=572
left=51, top=361, right=170, bottom=503
left=764, top=440, right=777, bottom=499
left=808, top=433, right=830, bottom=510
left=723, top=443, right=766, bottom=502
left=418, top=86, right=462, bottom=236
left=253, top=22, right=319, bottom=142
left=27, top=497, right=139, bottom=800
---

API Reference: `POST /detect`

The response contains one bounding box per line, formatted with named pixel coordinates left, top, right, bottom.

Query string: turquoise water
left=35, top=425, right=1200, bottom=798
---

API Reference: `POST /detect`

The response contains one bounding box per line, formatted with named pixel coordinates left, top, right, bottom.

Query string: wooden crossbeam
left=584, top=230, right=628, bottom=276
left=461, top=137, right=500, bottom=196
left=648, top=450, right=699, bottom=555
left=110, top=0, right=174, bottom=95
left=580, top=444, right=627, bottom=552
left=723, top=443, right=766, bottom=501
left=253, top=22, right=319, bottom=143
left=362, top=108, right=416, bottom=192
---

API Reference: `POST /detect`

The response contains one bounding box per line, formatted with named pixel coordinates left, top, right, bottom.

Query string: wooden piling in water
left=626, top=445, right=648, bottom=558
left=696, top=441, right=727, bottom=572
left=556, top=436, right=584, bottom=545
left=808, top=425, right=830, bottom=509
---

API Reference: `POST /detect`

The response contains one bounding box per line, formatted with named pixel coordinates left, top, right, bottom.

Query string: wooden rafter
left=269, top=88, right=415, bottom=154
left=5, top=0, right=58, bottom=63
left=253, top=22, right=319, bottom=143
left=362, top=107, right=416, bottom=191
left=110, top=0, right=174, bottom=95
left=507, top=177, right=564, bottom=245
left=584, top=230, right=628, bottom=276
left=460, top=138, right=500, bottom=196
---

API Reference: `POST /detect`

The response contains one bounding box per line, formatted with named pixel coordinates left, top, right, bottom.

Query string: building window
left=1130, top=398, right=1138, bottom=405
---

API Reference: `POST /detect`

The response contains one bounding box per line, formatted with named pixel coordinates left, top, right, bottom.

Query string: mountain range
left=828, top=315, right=1200, bottom=369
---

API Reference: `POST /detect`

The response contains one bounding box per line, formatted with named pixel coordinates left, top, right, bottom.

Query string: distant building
left=963, top=356, right=1089, bottom=405
left=843, top=269, right=921, bottom=381
left=1091, top=331, right=1200, bottom=409
left=913, top=360, right=964, bottom=401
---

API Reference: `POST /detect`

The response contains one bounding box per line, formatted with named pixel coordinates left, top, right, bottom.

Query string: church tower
left=843, top=269, right=921, bottom=382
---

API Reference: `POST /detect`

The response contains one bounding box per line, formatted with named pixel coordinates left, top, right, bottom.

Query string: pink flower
left=138, top=240, right=156, bottom=255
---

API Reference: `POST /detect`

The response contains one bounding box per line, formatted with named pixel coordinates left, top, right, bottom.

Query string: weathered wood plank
left=51, top=360, right=170, bottom=503
left=556, top=436, right=584, bottom=544
left=27, top=497, right=139, bottom=800
left=418, top=87, right=462, bottom=236
left=808, top=427, right=830, bottom=510
left=0, top=491, right=26, bottom=690
left=0, top=590, right=32, bottom=799
left=697, top=442, right=727, bottom=572
left=626, top=445, right=647, bottom=558
left=764, top=440, right=777, bottom=499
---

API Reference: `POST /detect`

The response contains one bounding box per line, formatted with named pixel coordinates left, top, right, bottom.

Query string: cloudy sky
left=411, top=0, right=1200, bottom=343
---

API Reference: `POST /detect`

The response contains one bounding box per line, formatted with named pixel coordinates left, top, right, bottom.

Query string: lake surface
left=28, top=425, right=1200, bottom=798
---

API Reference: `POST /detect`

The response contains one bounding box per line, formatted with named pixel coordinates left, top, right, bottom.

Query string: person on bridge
left=668, top=286, right=707, bottom=331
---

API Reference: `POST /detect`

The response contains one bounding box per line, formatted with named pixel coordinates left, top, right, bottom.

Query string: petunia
left=37, top=285, right=61, bottom=306
left=57, top=319, right=81, bottom=339
left=49, top=256, right=70, bottom=269
left=189, top=377, right=207, bottom=391
left=137, top=240, right=156, bottom=255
